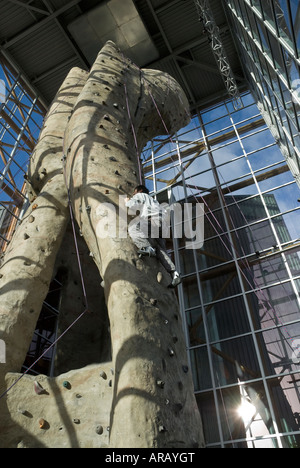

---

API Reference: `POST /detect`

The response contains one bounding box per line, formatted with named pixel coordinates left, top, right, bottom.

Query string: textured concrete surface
left=0, top=363, right=113, bottom=448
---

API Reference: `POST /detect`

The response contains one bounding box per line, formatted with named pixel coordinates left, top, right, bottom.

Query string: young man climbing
left=125, top=185, right=182, bottom=288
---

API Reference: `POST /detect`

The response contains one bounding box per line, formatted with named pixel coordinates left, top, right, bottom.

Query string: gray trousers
left=128, top=220, right=176, bottom=274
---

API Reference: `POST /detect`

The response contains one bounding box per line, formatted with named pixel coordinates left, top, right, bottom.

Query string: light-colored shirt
left=126, top=193, right=164, bottom=224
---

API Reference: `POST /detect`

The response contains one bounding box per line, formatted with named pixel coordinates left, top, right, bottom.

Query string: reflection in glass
left=142, top=87, right=300, bottom=447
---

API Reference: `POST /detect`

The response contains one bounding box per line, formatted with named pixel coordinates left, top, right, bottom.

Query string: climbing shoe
left=138, top=246, right=156, bottom=258
left=168, top=271, right=182, bottom=288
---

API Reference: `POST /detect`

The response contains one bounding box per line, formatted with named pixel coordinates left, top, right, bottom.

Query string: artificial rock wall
left=0, top=41, right=205, bottom=449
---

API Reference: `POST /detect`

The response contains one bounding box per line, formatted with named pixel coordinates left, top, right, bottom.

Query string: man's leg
left=153, top=238, right=182, bottom=288
left=128, top=221, right=156, bottom=256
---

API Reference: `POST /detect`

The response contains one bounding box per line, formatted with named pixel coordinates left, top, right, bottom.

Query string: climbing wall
left=2, top=364, right=113, bottom=448
left=0, top=41, right=205, bottom=449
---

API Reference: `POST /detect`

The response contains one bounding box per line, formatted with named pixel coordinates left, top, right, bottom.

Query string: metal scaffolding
left=0, top=51, right=46, bottom=252
left=194, top=0, right=243, bottom=110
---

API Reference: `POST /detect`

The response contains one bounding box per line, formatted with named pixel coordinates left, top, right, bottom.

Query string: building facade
left=142, top=90, right=300, bottom=447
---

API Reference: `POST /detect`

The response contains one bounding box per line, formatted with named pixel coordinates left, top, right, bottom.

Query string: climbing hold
left=100, top=371, right=107, bottom=380
left=182, top=365, right=189, bottom=373
left=113, top=103, right=118, bottom=108
left=158, top=425, right=167, bottom=433
left=39, top=418, right=47, bottom=429
left=96, top=425, right=103, bottom=435
left=157, top=272, right=163, bottom=283
left=109, top=156, right=117, bottom=162
left=150, top=298, right=157, bottom=306
left=62, top=381, right=71, bottom=389
left=174, top=403, right=183, bottom=412
left=34, top=381, right=45, bottom=395
left=23, top=233, right=30, bottom=240
left=28, top=215, right=35, bottom=223
left=172, top=336, right=178, bottom=344
left=168, top=348, right=175, bottom=357
left=73, top=419, right=80, bottom=424
left=156, top=380, right=165, bottom=389
left=103, top=114, right=110, bottom=121
left=108, top=380, right=112, bottom=387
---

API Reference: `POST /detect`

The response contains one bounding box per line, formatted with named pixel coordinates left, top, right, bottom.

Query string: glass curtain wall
left=0, top=52, right=45, bottom=253
left=223, top=0, right=300, bottom=186
left=142, top=91, right=300, bottom=448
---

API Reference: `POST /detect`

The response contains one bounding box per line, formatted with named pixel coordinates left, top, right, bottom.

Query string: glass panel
left=201, top=102, right=228, bottom=124
left=259, top=323, right=300, bottom=376
left=182, top=274, right=200, bottom=309
left=231, top=195, right=268, bottom=226
left=185, top=169, right=216, bottom=196
left=268, top=374, right=300, bottom=447
left=252, top=254, right=290, bottom=289
left=251, top=0, right=263, bottom=15
left=203, top=115, right=232, bottom=136
left=196, top=392, right=220, bottom=445
left=205, top=295, right=252, bottom=342
left=197, top=234, right=233, bottom=269
left=222, top=381, right=278, bottom=447
left=290, top=0, right=300, bottom=55
left=221, top=173, right=259, bottom=197
left=253, top=281, right=300, bottom=330
left=178, top=247, right=196, bottom=275
left=211, top=142, right=243, bottom=165
left=263, top=0, right=276, bottom=28
left=212, top=335, right=261, bottom=386
left=187, top=306, right=206, bottom=345
left=256, top=20, right=272, bottom=57
left=242, top=128, right=276, bottom=152
left=263, top=184, right=299, bottom=215
left=190, top=346, right=212, bottom=391
left=248, top=146, right=285, bottom=172
left=273, top=210, right=300, bottom=241
left=274, top=0, right=296, bottom=51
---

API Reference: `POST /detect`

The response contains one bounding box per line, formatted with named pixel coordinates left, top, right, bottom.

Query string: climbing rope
left=0, top=309, right=87, bottom=401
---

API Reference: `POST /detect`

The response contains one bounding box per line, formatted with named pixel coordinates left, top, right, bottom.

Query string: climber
left=125, top=185, right=182, bottom=288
